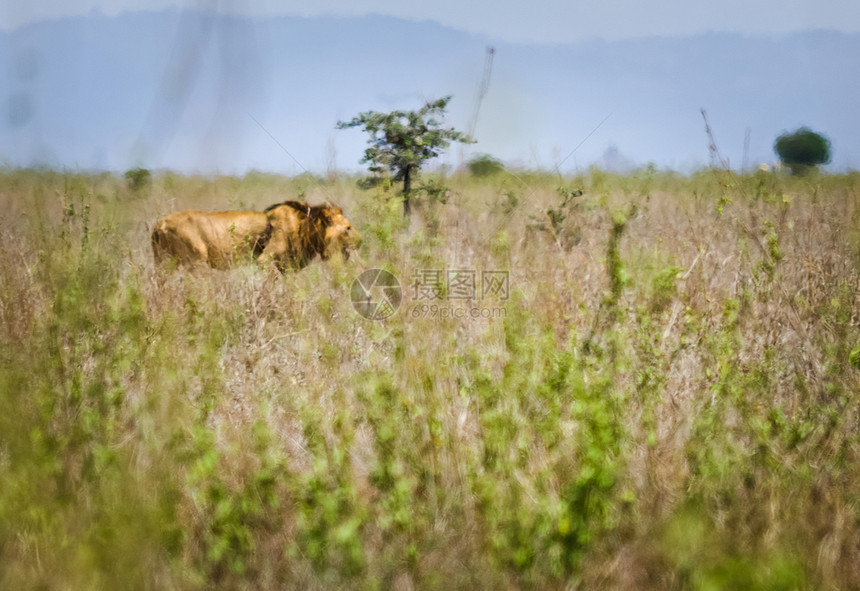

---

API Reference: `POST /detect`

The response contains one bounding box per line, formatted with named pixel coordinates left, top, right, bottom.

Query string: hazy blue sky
left=5, top=0, right=860, bottom=41
left=2, top=2, right=859, bottom=174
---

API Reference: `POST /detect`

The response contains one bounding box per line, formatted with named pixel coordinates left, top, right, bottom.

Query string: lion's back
left=152, top=209, right=269, bottom=268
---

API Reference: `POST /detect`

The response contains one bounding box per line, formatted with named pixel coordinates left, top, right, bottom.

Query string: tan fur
left=152, top=201, right=359, bottom=272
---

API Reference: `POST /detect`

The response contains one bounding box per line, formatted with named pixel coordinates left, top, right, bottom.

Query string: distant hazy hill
left=2, top=10, right=858, bottom=172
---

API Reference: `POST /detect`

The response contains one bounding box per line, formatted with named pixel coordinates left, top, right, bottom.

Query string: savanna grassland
left=1, top=166, right=859, bottom=590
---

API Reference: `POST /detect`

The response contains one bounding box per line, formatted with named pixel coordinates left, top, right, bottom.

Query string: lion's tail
left=151, top=221, right=167, bottom=264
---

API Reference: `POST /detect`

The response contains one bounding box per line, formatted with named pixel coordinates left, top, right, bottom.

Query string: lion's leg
left=152, top=224, right=180, bottom=267
left=259, top=230, right=289, bottom=273
left=153, top=229, right=209, bottom=268
left=184, top=235, right=211, bottom=267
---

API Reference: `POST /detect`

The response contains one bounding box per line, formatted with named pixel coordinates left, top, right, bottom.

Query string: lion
left=151, top=200, right=359, bottom=272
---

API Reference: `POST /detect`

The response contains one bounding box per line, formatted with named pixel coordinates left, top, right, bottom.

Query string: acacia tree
left=774, top=127, right=832, bottom=175
left=337, top=96, right=471, bottom=215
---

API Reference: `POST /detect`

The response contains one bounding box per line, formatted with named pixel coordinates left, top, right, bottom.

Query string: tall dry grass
left=0, top=166, right=858, bottom=589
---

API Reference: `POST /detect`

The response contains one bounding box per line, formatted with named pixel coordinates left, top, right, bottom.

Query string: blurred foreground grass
left=1, top=167, right=859, bottom=589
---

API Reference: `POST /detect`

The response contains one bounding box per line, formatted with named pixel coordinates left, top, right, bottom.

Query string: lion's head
left=262, top=201, right=360, bottom=269
left=319, top=206, right=360, bottom=260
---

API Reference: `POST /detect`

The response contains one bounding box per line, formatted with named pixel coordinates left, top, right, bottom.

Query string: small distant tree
left=774, top=127, right=831, bottom=175
left=124, top=167, right=151, bottom=192
left=337, top=96, right=472, bottom=216
left=467, top=154, right=505, bottom=177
